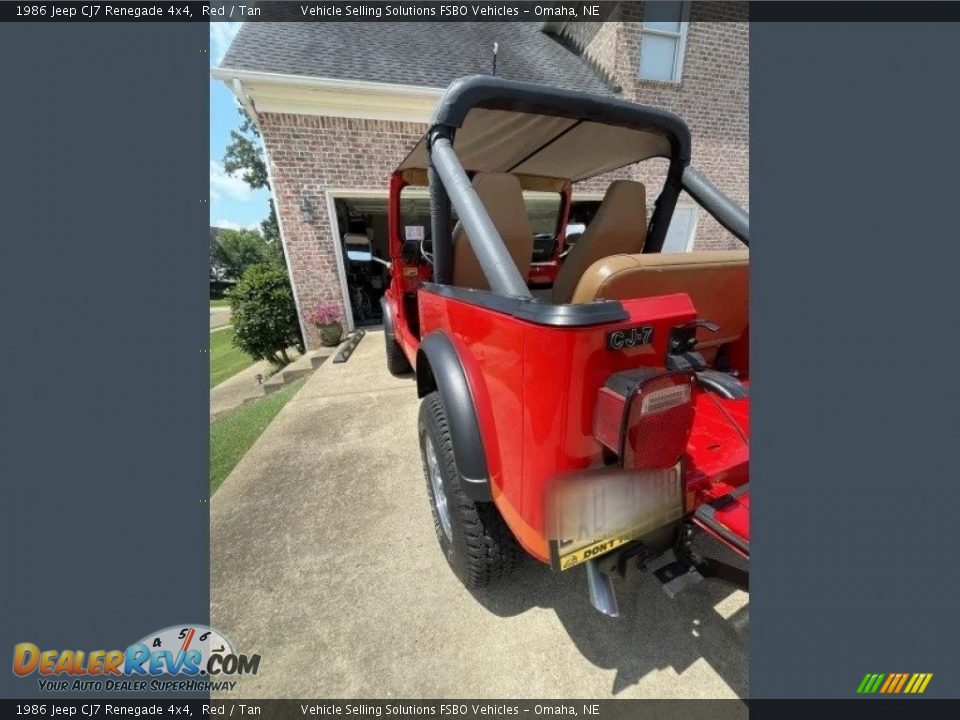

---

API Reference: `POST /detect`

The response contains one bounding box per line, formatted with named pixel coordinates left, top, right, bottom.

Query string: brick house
left=214, top=5, right=747, bottom=348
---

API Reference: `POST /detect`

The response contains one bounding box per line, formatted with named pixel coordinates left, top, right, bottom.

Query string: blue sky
left=209, top=23, right=271, bottom=231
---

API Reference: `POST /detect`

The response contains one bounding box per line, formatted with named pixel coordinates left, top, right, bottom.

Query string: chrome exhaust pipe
left=586, top=560, right=619, bottom=617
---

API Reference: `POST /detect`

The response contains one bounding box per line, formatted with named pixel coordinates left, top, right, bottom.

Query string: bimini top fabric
left=397, top=76, right=691, bottom=183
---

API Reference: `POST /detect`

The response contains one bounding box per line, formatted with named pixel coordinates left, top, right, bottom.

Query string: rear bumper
left=692, top=484, right=750, bottom=558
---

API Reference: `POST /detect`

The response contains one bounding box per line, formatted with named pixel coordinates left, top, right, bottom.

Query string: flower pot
left=318, top=321, right=343, bottom=347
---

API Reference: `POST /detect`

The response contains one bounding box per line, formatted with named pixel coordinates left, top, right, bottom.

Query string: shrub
left=229, top=263, right=304, bottom=366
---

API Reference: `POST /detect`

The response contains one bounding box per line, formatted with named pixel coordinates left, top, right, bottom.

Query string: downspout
left=231, top=78, right=259, bottom=130
left=229, top=78, right=311, bottom=348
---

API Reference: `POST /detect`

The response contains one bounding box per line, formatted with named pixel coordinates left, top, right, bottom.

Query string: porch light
left=299, top=197, right=315, bottom=223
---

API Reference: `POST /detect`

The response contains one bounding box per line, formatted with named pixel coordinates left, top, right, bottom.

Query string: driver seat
left=551, top=180, right=647, bottom=304
left=452, top=173, right=534, bottom=291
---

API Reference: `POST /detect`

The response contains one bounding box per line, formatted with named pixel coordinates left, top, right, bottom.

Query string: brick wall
left=556, top=5, right=749, bottom=250
left=258, top=113, right=427, bottom=348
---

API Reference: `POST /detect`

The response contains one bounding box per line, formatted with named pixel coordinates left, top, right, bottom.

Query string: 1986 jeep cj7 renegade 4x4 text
left=379, top=77, right=749, bottom=617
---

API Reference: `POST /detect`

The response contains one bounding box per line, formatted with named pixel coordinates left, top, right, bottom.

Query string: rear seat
left=571, top=250, right=749, bottom=357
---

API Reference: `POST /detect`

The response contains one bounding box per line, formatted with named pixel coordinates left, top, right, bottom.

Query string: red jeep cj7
left=379, top=77, right=749, bottom=617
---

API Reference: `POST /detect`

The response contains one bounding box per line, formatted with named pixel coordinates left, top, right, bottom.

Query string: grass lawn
left=210, top=377, right=306, bottom=494
left=210, top=297, right=231, bottom=308
left=210, top=327, right=255, bottom=388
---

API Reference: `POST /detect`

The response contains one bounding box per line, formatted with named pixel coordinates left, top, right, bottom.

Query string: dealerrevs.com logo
left=12, top=624, right=260, bottom=693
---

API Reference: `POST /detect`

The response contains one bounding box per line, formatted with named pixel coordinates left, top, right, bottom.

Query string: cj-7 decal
left=607, top=325, right=654, bottom=350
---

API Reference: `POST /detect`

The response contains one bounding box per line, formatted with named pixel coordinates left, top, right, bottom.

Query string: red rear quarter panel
left=418, top=290, right=750, bottom=562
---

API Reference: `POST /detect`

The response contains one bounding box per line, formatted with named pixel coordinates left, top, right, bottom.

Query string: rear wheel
left=418, top=392, right=522, bottom=588
left=384, top=332, right=412, bottom=375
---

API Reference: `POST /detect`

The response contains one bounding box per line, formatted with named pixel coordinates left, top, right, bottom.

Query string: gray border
left=0, top=22, right=209, bottom=699
left=751, top=21, right=960, bottom=698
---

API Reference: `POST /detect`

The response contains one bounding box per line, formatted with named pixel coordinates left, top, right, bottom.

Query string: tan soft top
left=396, top=76, right=690, bottom=185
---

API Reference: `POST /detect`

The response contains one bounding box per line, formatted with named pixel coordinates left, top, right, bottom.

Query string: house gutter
left=210, top=67, right=444, bottom=104
left=211, top=67, right=444, bottom=123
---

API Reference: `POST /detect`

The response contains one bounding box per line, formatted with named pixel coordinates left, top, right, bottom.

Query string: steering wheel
left=420, top=236, right=434, bottom=265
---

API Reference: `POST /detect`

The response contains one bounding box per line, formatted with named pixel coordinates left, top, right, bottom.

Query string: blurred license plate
left=547, top=463, right=683, bottom=571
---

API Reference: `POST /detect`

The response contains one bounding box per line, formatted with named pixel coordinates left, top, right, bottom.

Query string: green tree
left=257, top=201, right=285, bottom=268
left=223, top=109, right=285, bottom=270
left=214, top=228, right=268, bottom=280
left=230, top=263, right=304, bottom=366
left=223, top=108, right=268, bottom=188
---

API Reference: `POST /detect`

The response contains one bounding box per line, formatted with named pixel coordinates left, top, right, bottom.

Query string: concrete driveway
left=210, top=330, right=748, bottom=698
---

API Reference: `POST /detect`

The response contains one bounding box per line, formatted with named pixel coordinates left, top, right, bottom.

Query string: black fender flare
left=380, top=296, right=396, bottom=343
left=416, top=332, right=492, bottom=502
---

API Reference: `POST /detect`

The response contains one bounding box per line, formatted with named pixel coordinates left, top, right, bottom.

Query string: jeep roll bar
left=414, top=75, right=749, bottom=296
left=428, top=131, right=532, bottom=297
left=682, top=167, right=750, bottom=246
left=427, top=162, right=454, bottom=291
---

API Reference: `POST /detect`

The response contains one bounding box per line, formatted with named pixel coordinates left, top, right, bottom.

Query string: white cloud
left=213, top=219, right=259, bottom=232
left=210, top=22, right=242, bottom=65
left=210, top=160, right=254, bottom=202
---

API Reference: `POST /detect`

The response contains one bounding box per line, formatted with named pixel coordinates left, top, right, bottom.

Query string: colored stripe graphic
left=857, top=673, right=884, bottom=693
left=858, top=673, right=933, bottom=694
left=882, top=673, right=902, bottom=693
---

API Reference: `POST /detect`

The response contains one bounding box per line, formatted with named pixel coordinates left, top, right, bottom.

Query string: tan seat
left=452, top=173, right=533, bottom=291
left=572, top=250, right=749, bottom=357
left=551, top=180, right=648, bottom=304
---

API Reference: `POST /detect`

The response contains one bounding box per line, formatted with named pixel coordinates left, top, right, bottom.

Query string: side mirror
left=343, top=233, right=373, bottom=263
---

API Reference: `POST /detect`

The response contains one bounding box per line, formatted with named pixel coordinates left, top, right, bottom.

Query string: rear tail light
left=594, top=369, right=695, bottom=470
left=640, top=383, right=691, bottom=415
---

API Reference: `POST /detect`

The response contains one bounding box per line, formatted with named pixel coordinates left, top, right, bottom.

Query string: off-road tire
left=418, top=392, right=522, bottom=588
left=385, top=332, right=412, bottom=376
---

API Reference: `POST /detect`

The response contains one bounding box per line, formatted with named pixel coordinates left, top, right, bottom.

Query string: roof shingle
left=220, top=22, right=614, bottom=96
